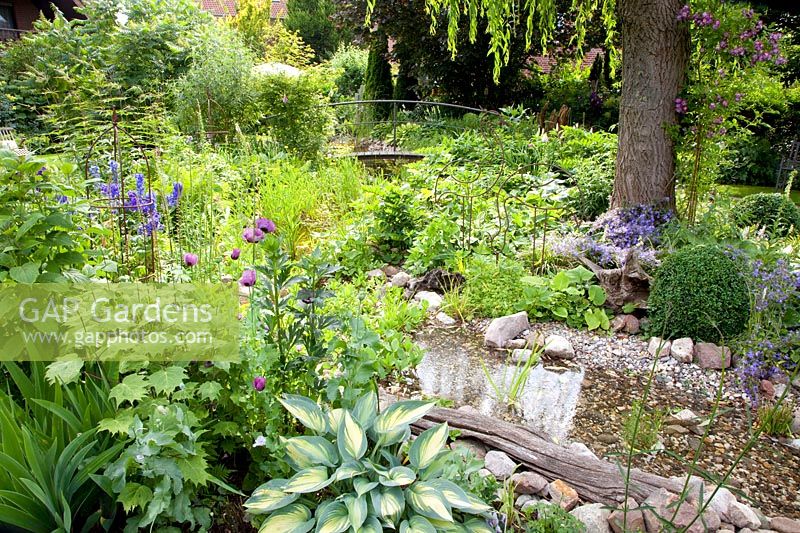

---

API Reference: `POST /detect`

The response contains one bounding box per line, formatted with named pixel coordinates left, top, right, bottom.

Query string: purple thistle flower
left=183, top=253, right=198, bottom=267
left=243, top=227, right=265, bottom=243
left=230, top=248, right=241, bottom=260
left=253, top=376, right=266, bottom=391
left=240, top=269, right=256, bottom=287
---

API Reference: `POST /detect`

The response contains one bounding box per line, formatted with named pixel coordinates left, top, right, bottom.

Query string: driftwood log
left=412, top=407, right=683, bottom=505
left=580, top=249, right=652, bottom=311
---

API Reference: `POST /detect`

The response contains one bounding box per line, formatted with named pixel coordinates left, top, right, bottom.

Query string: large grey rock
left=570, top=504, right=612, bottom=533
left=510, top=471, right=549, bottom=495
left=366, top=268, right=386, bottom=279
left=515, top=494, right=537, bottom=508
left=694, top=342, right=732, bottom=369
left=569, top=442, right=599, bottom=461
left=451, top=438, right=487, bottom=459
left=643, top=488, right=720, bottom=533
left=727, top=501, right=761, bottom=529
left=484, top=450, right=516, bottom=480
left=771, top=517, right=800, bottom=533
left=548, top=479, right=579, bottom=511
left=414, top=291, right=443, bottom=311
left=484, top=312, right=530, bottom=349
left=701, top=486, right=738, bottom=522
left=391, top=271, right=412, bottom=288
left=648, top=337, right=671, bottom=359
left=544, top=334, right=576, bottom=359
left=608, top=498, right=645, bottom=533
left=671, top=337, right=694, bottom=364
left=435, top=312, right=457, bottom=326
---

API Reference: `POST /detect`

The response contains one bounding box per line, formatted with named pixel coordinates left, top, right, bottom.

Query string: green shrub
left=734, top=193, right=800, bottom=236
left=718, top=134, right=781, bottom=187
left=251, top=69, right=333, bottom=158
left=364, top=33, right=394, bottom=120
left=648, top=245, right=750, bottom=343
left=329, top=45, right=369, bottom=99
left=464, top=257, right=526, bottom=318
left=373, top=184, right=419, bottom=262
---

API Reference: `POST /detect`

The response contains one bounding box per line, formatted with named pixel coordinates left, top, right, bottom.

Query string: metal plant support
left=85, top=111, right=159, bottom=279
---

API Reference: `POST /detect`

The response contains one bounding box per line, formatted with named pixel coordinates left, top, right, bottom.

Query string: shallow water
left=414, top=327, right=584, bottom=443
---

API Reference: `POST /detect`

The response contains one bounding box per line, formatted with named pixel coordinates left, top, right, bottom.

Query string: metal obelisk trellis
left=84, top=111, right=159, bottom=279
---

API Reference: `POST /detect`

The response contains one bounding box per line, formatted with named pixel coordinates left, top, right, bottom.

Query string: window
left=0, top=5, right=15, bottom=30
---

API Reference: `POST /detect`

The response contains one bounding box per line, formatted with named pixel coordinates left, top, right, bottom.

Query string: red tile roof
left=199, top=0, right=237, bottom=17
left=270, top=0, right=287, bottom=19
left=531, top=47, right=604, bottom=74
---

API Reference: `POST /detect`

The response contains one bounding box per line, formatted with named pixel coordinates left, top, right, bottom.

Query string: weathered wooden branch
left=412, top=407, right=683, bottom=504
left=580, top=248, right=652, bottom=311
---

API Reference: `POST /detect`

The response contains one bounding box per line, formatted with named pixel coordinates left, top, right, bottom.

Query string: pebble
left=484, top=450, right=516, bottom=480
left=548, top=479, right=579, bottom=511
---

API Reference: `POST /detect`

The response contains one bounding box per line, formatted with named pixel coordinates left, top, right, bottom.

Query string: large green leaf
left=371, top=486, right=405, bottom=525
left=359, top=516, right=383, bottom=533
left=108, top=374, right=149, bottom=408
left=550, top=271, right=570, bottom=291
left=333, top=461, right=365, bottom=481
left=284, top=466, right=332, bottom=494
left=379, top=466, right=416, bottom=487
left=374, top=400, right=435, bottom=436
left=400, top=516, right=437, bottom=533
left=406, top=482, right=453, bottom=522
left=9, top=262, right=40, bottom=284
left=337, top=410, right=367, bottom=461
left=258, top=503, right=315, bottom=533
left=315, top=501, right=350, bottom=533
left=588, top=285, right=606, bottom=306
left=352, top=392, right=378, bottom=430
left=343, top=494, right=367, bottom=531
left=280, top=395, right=328, bottom=434
left=428, top=479, right=491, bottom=514
left=245, top=479, right=299, bottom=515
left=353, top=477, right=379, bottom=496
left=408, top=422, right=448, bottom=470
left=284, top=436, right=338, bottom=469
left=148, top=366, right=187, bottom=396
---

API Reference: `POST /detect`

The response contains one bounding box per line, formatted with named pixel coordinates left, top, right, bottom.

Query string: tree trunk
left=611, top=0, right=689, bottom=209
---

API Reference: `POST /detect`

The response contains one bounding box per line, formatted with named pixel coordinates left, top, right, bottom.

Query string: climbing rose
left=240, top=269, right=256, bottom=287
left=253, top=376, right=266, bottom=391
left=230, top=248, right=241, bottom=260
left=243, top=227, right=265, bottom=243
left=183, top=253, right=198, bottom=267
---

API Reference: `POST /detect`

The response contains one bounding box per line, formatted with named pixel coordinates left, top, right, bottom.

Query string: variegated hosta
left=244, top=392, right=494, bottom=533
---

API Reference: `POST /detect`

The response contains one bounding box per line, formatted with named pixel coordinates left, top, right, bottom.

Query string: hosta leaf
left=326, top=408, right=343, bottom=435
left=380, top=466, right=416, bottom=487
left=314, top=501, right=350, bottom=533
left=280, top=395, right=328, bottom=434
left=244, top=479, right=298, bottom=514
left=463, top=518, right=496, bottom=532
left=588, top=285, right=606, bottom=306
left=285, top=436, right=338, bottom=469
left=333, top=461, right=365, bottom=481
left=374, top=400, right=435, bottom=436
left=284, top=466, right=332, bottom=494
left=371, top=486, right=405, bottom=525
left=408, top=422, right=448, bottom=470
left=400, top=516, right=437, bottom=533
left=359, top=517, right=383, bottom=533
left=344, top=494, right=367, bottom=531
left=380, top=425, right=412, bottom=446
left=337, top=410, right=367, bottom=461
left=428, top=479, right=491, bottom=513
left=406, top=482, right=453, bottom=522
left=353, top=477, right=379, bottom=496
left=258, top=503, right=315, bottom=533
left=353, top=392, right=378, bottom=430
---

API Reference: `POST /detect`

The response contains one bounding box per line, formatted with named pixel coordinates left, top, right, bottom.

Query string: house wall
left=10, top=0, right=40, bottom=30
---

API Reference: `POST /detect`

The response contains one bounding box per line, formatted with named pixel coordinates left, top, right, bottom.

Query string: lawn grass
left=716, top=184, right=800, bottom=205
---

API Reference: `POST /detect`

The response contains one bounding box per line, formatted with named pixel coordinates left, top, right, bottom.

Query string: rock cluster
left=471, top=444, right=800, bottom=532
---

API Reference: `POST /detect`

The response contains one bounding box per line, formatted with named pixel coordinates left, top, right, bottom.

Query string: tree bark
left=611, top=0, right=689, bottom=209
left=413, top=407, right=685, bottom=504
